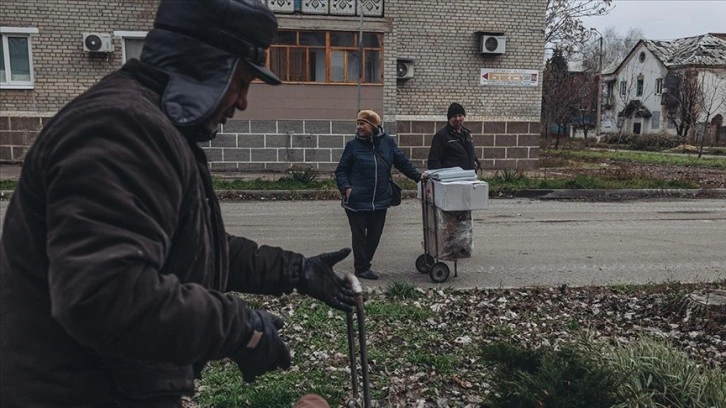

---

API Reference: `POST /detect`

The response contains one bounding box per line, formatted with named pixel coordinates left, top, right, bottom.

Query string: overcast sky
left=581, top=0, right=726, bottom=40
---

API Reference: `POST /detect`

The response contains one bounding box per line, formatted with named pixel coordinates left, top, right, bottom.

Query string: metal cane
left=344, top=274, right=370, bottom=408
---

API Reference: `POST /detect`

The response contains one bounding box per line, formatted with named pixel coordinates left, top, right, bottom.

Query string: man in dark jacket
left=335, top=110, right=423, bottom=280
left=0, top=1, right=353, bottom=407
left=427, top=102, right=481, bottom=171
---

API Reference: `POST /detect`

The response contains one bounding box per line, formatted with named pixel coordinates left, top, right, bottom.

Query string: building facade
left=599, top=33, right=726, bottom=144
left=1, top=0, right=545, bottom=172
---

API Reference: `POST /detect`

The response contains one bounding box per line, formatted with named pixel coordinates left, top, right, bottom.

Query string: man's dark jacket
left=427, top=124, right=480, bottom=171
left=335, top=131, right=421, bottom=211
left=0, top=60, right=303, bottom=407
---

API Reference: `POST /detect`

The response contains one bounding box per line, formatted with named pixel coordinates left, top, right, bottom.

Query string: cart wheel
left=429, top=262, right=450, bottom=283
left=415, top=254, right=435, bottom=273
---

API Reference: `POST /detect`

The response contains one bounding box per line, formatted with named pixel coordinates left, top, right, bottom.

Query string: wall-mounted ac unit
left=480, top=34, right=506, bottom=55
left=83, top=33, right=113, bottom=53
left=396, top=58, right=414, bottom=80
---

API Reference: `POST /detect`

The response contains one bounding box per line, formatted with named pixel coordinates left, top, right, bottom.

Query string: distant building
left=599, top=33, right=726, bottom=145
left=1, top=0, right=546, bottom=170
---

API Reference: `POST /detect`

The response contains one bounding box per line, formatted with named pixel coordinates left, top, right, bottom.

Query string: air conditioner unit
left=481, top=34, right=506, bottom=54
left=396, top=58, right=414, bottom=80
left=83, top=33, right=113, bottom=53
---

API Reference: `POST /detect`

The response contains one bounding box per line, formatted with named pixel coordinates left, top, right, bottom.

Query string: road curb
left=3, top=188, right=726, bottom=202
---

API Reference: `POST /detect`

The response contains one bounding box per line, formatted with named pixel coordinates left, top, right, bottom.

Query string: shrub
left=481, top=341, right=620, bottom=408
left=279, top=166, right=317, bottom=184
left=630, top=133, right=681, bottom=151
left=609, top=338, right=726, bottom=408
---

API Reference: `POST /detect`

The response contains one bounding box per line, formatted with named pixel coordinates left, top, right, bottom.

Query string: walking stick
left=344, top=274, right=370, bottom=408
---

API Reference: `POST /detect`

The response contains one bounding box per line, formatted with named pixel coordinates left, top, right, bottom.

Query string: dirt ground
left=523, top=160, right=726, bottom=190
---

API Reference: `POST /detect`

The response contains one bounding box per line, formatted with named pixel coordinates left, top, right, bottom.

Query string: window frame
left=0, top=26, right=38, bottom=90
left=619, top=80, right=627, bottom=97
left=113, top=31, right=148, bottom=65
left=636, top=78, right=644, bottom=97
left=655, top=78, right=663, bottom=96
left=267, top=29, right=384, bottom=85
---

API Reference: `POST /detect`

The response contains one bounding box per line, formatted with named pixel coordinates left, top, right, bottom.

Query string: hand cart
left=415, top=179, right=474, bottom=283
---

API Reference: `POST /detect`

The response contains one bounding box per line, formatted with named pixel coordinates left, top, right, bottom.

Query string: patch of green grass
left=211, top=177, right=337, bottom=190
left=565, top=318, right=580, bottom=331
left=483, top=323, right=517, bottom=338
left=405, top=351, right=458, bottom=375
left=196, top=361, right=348, bottom=408
left=364, top=300, right=432, bottom=321
left=0, top=180, right=17, bottom=190
left=385, top=280, right=421, bottom=300
left=546, top=149, right=726, bottom=169
left=609, top=283, right=641, bottom=294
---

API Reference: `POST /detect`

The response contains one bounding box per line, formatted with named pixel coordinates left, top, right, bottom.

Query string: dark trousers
left=345, top=209, right=387, bottom=274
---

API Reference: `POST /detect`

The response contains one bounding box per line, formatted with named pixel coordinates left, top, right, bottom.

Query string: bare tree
left=542, top=49, right=577, bottom=149
left=692, top=73, right=726, bottom=157
left=569, top=72, right=599, bottom=142
left=582, top=26, right=645, bottom=73
left=664, top=70, right=701, bottom=140
left=546, top=0, right=613, bottom=55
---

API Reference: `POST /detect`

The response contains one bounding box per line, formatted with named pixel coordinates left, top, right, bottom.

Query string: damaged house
left=599, top=33, right=726, bottom=144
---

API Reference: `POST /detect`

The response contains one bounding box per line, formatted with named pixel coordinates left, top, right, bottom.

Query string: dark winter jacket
left=427, top=124, right=481, bottom=171
left=335, top=129, right=422, bottom=211
left=0, top=59, right=304, bottom=407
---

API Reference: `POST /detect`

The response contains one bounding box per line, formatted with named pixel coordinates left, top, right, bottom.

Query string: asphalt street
left=1, top=198, right=724, bottom=289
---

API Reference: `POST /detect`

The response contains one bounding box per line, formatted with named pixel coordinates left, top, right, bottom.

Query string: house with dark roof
left=599, top=33, right=726, bottom=144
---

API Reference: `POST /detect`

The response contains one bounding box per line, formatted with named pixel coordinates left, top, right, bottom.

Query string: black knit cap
left=447, top=103, right=466, bottom=119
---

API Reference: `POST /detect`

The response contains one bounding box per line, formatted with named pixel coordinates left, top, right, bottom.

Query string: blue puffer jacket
left=335, top=127, right=422, bottom=211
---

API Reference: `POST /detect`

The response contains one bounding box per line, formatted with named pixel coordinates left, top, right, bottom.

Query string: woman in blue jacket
left=335, top=110, right=424, bottom=280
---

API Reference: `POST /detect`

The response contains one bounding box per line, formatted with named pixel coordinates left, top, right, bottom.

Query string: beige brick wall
left=1, top=0, right=545, bottom=170
left=1, top=0, right=158, bottom=112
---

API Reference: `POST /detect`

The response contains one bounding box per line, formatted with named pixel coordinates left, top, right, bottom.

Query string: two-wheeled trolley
left=415, top=171, right=488, bottom=283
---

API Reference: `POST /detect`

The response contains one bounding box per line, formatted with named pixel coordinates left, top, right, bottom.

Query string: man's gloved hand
left=298, top=248, right=356, bottom=311
left=232, top=309, right=291, bottom=383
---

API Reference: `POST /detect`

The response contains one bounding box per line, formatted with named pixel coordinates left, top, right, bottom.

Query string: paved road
left=2, top=198, right=724, bottom=289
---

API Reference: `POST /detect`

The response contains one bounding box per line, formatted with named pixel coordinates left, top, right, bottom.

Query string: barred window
left=268, top=30, right=383, bottom=84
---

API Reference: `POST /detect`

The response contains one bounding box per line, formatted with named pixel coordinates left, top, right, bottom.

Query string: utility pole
left=596, top=34, right=603, bottom=138
left=356, top=2, right=364, bottom=113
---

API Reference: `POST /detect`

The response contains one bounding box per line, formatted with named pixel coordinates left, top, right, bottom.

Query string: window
left=651, top=111, right=660, bottom=129
left=633, top=122, right=641, bottom=134
left=619, top=80, right=627, bottom=97
left=636, top=78, right=644, bottom=97
left=655, top=78, right=663, bottom=95
left=0, top=27, right=38, bottom=89
left=114, top=31, right=147, bottom=64
left=638, top=51, right=646, bottom=63
left=604, top=82, right=614, bottom=105
left=268, top=30, right=383, bottom=84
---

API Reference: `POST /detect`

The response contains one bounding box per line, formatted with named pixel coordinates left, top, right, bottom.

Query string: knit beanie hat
left=357, top=110, right=381, bottom=127
left=447, top=102, right=466, bottom=119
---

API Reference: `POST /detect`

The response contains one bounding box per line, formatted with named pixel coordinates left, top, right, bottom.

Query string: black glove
left=232, top=309, right=291, bottom=383
left=298, top=248, right=357, bottom=311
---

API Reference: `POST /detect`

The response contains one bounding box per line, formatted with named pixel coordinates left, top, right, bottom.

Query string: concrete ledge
left=3, top=189, right=725, bottom=202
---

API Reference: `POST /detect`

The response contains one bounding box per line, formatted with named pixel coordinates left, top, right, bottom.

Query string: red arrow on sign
left=482, top=72, right=489, bottom=80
